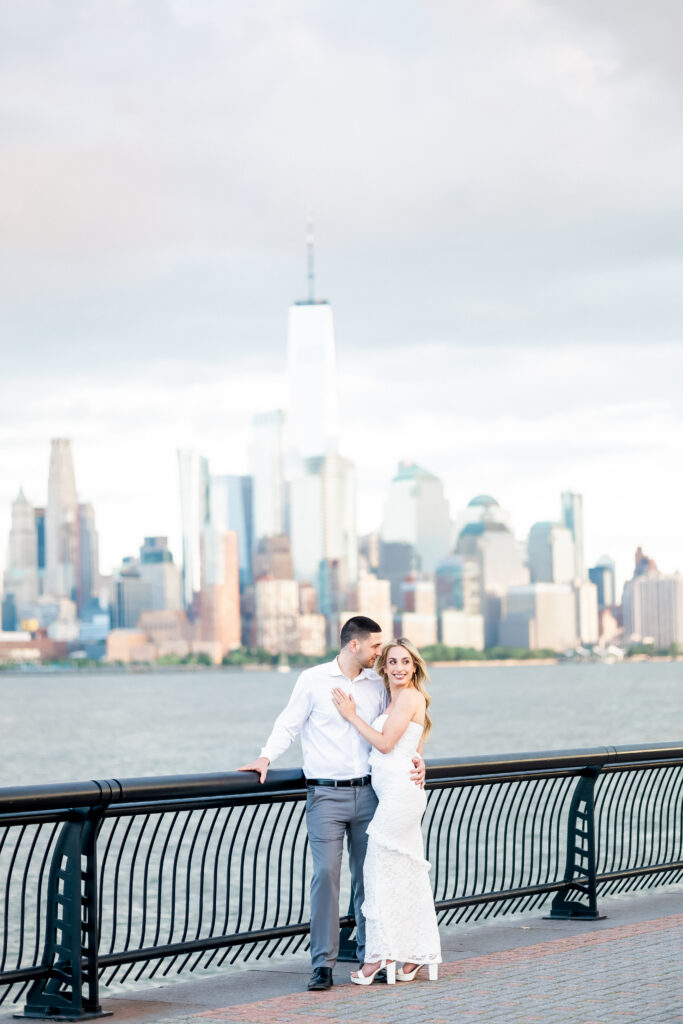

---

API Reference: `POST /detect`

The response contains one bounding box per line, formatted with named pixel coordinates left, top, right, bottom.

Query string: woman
left=331, top=637, right=441, bottom=986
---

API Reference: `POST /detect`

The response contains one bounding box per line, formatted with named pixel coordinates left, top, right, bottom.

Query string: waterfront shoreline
left=2, top=655, right=682, bottom=676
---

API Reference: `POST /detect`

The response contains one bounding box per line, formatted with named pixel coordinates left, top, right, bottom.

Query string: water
left=0, top=661, right=681, bottom=788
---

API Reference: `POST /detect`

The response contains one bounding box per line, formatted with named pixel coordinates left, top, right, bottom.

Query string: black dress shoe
left=374, top=968, right=388, bottom=983
left=308, top=966, right=334, bottom=991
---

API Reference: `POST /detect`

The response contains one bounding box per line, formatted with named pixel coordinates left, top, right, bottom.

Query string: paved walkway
left=4, top=891, right=682, bottom=1024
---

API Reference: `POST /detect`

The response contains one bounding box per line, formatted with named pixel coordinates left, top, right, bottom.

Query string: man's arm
left=238, top=674, right=311, bottom=784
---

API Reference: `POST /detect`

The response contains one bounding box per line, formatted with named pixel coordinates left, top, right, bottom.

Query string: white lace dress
left=362, top=714, right=442, bottom=966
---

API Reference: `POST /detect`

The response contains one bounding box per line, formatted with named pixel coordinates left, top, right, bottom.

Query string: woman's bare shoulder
left=397, top=687, right=425, bottom=709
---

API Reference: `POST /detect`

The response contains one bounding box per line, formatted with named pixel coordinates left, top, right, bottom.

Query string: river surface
left=1, top=661, right=681, bottom=788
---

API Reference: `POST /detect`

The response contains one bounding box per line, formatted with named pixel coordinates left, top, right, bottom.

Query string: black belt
left=306, top=775, right=371, bottom=788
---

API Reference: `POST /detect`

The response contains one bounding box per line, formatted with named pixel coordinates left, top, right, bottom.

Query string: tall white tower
left=561, top=491, right=585, bottom=581
left=45, top=439, right=79, bottom=599
left=177, top=449, right=210, bottom=610
left=286, top=222, right=340, bottom=474
left=3, top=488, right=39, bottom=614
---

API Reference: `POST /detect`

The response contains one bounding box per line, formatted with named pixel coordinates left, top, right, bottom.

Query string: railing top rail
left=428, top=742, right=683, bottom=780
left=1, top=742, right=681, bottom=815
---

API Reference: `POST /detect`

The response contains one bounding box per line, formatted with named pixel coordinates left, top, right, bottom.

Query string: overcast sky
left=1, top=0, right=682, bottom=590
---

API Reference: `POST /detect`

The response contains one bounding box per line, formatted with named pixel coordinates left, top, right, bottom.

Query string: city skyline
left=1, top=430, right=680, bottom=596
left=1, top=2, right=682, bottom=588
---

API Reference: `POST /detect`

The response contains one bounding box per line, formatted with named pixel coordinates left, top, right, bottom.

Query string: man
left=239, top=615, right=425, bottom=991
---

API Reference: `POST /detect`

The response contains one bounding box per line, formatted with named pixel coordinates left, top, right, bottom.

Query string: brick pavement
left=3, top=894, right=681, bottom=1024
left=191, top=914, right=683, bottom=1024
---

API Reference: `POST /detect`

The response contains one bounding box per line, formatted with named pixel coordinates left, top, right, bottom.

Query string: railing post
left=549, top=766, right=604, bottom=920
left=19, top=809, right=111, bottom=1020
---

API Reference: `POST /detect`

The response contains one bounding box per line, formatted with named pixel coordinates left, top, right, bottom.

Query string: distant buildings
left=1, top=248, right=666, bottom=666
left=249, top=411, right=285, bottom=543
left=344, top=570, right=393, bottom=638
left=254, top=578, right=300, bottom=655
left=573, top=579, right=599, bottom=645
left=435, top=555, right=480, bottom=614
left=139, top=537, right=183, bottom=612
left=622, top=548, right=683, bottom=649
left=199, top=527, right=241, bottom=658
left=177, top=449, right=210, bottom=610
left=397, top=577, right=438, bottom=647
left=589, top=557, right=616, bottom=610
left=2, top=488, right=39, bottom=621
left=455, top=495, right=528, bottom=646
left=111, top=558, right=153, bottom=629
left=560, top=491, right=585, bottom=581
left=2, top=442, right=101, bottom=641
left=379, top=540, right=420, bottom=608
left=440, top=610, right=485, bottom=650
left=500, top=583, right=577, bottom=652
left=45, top=439, right=80, bottom=601
left=381, top=462, right=451, bottom=575
left=77, top=502, right=100, bottom=612
left=253, top=535, right=294, bottom=580
left=527, top=522, right=575, bottom=584
left=290, top=453, right=358, bottom=587
left=210, top=475, right=253, bottom=586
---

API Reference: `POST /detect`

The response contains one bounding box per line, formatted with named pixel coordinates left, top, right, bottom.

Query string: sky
left=1, top=0, right=682, bottom=591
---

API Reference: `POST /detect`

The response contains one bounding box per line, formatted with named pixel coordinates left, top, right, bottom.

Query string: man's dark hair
left=340, top=615, right=382, bottom=647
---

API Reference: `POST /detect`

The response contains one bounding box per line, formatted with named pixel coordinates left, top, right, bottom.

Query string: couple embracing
left=240, top=615, right=441, bottom=990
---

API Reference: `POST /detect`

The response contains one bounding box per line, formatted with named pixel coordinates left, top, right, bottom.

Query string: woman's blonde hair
left=374, top=637, right=432, bottom=739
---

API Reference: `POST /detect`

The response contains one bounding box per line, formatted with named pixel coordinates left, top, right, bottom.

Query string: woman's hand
left=331, top=687, right=357, bottom=722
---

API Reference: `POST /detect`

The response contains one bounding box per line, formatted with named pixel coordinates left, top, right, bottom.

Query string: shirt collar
left=330, top=657, right=372, bottom=681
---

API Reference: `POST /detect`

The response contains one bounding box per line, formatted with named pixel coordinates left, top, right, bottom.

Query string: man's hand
left=238, top=756, right=270, bottom=784
left=410, top=754, right=425, bottom=789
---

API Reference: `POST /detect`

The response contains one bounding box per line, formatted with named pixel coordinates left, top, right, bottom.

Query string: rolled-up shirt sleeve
left=260, top=673, right=312, bottom=764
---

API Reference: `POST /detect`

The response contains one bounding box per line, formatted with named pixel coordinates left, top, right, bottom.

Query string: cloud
left=0, top=1, right=680, bottom=592
left=0, top=0, right=681, bottom=373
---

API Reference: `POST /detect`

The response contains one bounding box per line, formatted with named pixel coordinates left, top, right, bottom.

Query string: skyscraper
left=289, top=452, right=358, bottom=586
left=34, top=507, right=46, bottom=591
left=589, top=556, right=616, bottom=610
left=45, top=439, right=79, bottom=600
left=110, top=558, right=154, bottom=629
left=455, top=495, right=529, bottom=646
left=177, top=449, right=210, bottom=611
left=527, top=522, right=575, bottom=584
left=435, top=555, right=481, bottom=614
left=499, top=583, right=577, bottom=651
left=199, top=526, right=241, bottom=656
left=286, top=223, right=340, bottom=473
left=210, top=474, right=253, bottom=586
left=2, top=488, right=39, bottom=618
left=77, top=502, right=100, bottom=612
left=139, top=537, right=182, bottom=611
left=248, top=411, right=285, bottom=544
left=623, top=572, right=683, bottom=649
left=381, top=462, right=451, bottom=575
left=560, top=491, right=585, bottom=581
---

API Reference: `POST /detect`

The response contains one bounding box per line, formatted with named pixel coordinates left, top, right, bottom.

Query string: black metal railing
left=1, top=743, right=682, bottom=1019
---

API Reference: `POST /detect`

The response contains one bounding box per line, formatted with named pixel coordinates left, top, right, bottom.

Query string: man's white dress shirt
left=260, top=658, right=389, bottom=780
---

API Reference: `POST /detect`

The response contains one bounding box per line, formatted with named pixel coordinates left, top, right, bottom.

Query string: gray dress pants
left=305, top=784, right=378, bottom=968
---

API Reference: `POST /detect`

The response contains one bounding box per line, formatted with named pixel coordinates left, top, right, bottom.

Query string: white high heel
left=350, top=959, right=397, bottom=986
left=395, top=962, right=439, bottom=982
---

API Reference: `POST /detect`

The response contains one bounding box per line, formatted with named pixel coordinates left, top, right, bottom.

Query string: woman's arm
left=331, top=688, right=422, bottom=754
